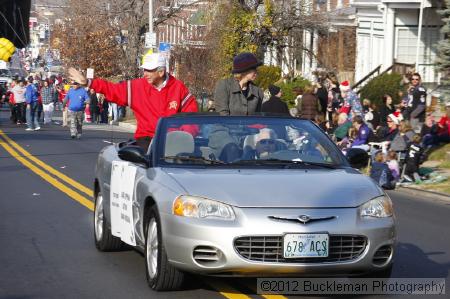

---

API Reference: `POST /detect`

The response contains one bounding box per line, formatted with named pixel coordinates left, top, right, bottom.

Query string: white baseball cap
left=140, top=52, right=167, bottom=70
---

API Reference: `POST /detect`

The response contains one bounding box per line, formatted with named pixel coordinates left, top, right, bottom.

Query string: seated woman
left=242, top=128, right=279, bottom=160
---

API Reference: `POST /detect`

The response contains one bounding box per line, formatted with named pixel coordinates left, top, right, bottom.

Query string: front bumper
left=161, top=207, right=396, bottom=276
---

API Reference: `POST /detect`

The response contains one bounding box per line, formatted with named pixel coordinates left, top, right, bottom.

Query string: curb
left=118, top=122, right=136, bottom=132
left=396, top=186, right=450, bottom=202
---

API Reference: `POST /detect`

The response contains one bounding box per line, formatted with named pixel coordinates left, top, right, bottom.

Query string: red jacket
left=438, top=116, right=449, bottom=136
left=90, top=75, right=198, bottom=138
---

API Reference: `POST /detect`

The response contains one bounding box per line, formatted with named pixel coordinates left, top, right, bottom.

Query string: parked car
left=0, top=68, right=12, bottom=86
left=93, top=114, right=396, bottom=291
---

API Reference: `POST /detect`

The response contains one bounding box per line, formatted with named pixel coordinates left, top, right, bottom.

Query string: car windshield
left=156, top=116, right=348, bottom=168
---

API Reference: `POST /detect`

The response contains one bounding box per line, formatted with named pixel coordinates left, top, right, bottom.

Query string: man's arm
left=178, top=87, right=199, bottom=136
left=90, top=79, right=128, bottom=106
left=68, top=67, right=128, bottom=106
left=180, top=91, right=198, bottom=113
left=410, top=105, right=425, bottom=119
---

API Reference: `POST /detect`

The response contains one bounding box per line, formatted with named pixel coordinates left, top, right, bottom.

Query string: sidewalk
left=51, top=115, right=135, bottom=133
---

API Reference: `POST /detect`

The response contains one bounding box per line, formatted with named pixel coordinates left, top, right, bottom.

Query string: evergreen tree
left=436, top=0, right=450, bottom=101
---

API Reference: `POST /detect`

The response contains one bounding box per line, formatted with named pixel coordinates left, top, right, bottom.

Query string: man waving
left=68, top=53, right=198, bottom=150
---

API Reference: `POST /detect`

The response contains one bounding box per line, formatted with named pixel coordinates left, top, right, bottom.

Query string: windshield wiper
left=230, top=158, right=338, bottom=169
left=162, top=155, right=225, bottom=165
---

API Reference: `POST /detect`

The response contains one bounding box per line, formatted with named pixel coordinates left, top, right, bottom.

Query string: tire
left=145, top=205, right=185, bottom=291
left=94, top=191, right=123, bottom=251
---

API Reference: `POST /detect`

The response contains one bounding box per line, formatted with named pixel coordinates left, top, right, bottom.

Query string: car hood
left=161, top=168, right=382, bottom=208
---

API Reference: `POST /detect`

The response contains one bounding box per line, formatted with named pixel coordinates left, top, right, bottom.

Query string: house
left=353, top=0, right=444, bottom=85
left=264, top=0, right=357, bottom=81
left=154, top=0, right=208, bottom=48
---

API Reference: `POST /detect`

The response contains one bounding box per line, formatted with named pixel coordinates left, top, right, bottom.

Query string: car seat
left=165, top=131, right=195, bottom=157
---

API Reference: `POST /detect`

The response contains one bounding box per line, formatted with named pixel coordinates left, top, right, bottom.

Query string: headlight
left=172, top=195, right=235, bottom=220
left=360, top=196, right=393, bottom=218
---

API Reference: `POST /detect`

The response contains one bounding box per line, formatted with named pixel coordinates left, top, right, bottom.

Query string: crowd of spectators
left=1, top=74, right=123, bottom=130
left=260, top=72, right=449, bottom=188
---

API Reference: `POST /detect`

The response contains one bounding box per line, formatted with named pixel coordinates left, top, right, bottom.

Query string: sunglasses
left=258, top=139, right=275, bottom=145
left=387, top=120, right=393, bottom=123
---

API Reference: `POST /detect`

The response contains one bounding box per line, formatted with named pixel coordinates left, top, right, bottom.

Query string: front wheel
left=94, top=191, right=123, bottom=251
left=145, top=205, right=185, bottom=291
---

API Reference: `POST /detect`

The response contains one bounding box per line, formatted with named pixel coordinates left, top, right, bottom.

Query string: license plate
left=283, top=233, right=329, bottom=258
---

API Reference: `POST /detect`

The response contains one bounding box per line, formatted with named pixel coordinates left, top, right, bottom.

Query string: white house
left=353, top=0, right=444, bottom=84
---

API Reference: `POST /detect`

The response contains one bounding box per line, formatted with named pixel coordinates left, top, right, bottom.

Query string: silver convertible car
left=93, top=115, right=396, bottom=291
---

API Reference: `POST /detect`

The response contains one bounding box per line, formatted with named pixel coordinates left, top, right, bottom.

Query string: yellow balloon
left=0, top=38, right=15, bottom=62
left=0, top=49, right=12, bottom=61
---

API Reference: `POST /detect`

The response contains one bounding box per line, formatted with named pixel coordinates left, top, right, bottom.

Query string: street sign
left=159, top=42, right=171, bottom=52
left=158, top=42, right=171, bottom=70
left=86, top=68, right=94, bottom=79
left=144, top=32, right=156, bottom=48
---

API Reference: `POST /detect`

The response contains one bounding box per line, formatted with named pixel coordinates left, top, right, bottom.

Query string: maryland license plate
left=283, top=233, right=329, bottom=258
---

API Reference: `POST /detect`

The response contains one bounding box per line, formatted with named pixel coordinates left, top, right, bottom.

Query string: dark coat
left=405, top=142, right=424, bottom=175
left=214, top=78, right=263, bottom=116
left=379, top=104, right=395, bottom=127
left=262, top=96, right=289, bottom=115
left=90, top=93, right=99, bottom=114
left=299, top=93, right=319, bottom=120
left=370, top=162, right=395, bottom=189
left=316, top=86, right=328, bottom=114
left=409, top=85, right=427, bottom=122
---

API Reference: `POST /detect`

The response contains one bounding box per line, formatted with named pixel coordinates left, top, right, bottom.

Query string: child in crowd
left=370, top=150, right=395, bottom=189
left=386, top=151, right=400, bottom=181
left=403, top=134, right=425, bottom=183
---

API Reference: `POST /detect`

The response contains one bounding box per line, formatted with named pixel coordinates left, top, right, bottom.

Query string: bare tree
left=52, top=0, right=122, bottom=78
left=54, top=0, right=211, bottom=79
left=203, top=0, right=329, bottom=78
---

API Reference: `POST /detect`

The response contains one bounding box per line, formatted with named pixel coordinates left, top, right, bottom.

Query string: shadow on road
left=394, top=242, right=450, bottom=278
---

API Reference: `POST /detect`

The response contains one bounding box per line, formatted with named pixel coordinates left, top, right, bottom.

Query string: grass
left=441, top=160, right=450, bottom=169
left=419, top=182, right=450, bottom=194
left=428, top=143, right=450, bottom=161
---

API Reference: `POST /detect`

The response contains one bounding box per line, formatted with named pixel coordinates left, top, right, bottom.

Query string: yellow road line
left=239, top=281, right=289, bottom=299
left=0, top=129, right=93, bottom=197
left=204, top=280, right=253, bottom=299
left=0, top=130, right=260, bottom=299
left=261, top=295, right=288, bottom=299
left=0, top=136, right=94, bottom=211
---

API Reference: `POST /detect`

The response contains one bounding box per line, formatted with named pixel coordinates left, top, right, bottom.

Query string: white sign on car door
left=110, top=161, right=137, bottom=246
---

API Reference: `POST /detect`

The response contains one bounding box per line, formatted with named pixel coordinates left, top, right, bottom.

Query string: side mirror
left=346, top=148, right=369, bottom=169
left=118, top=146, right=150, bottom=168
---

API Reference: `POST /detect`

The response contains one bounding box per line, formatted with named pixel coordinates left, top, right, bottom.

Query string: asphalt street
left=0, top=108, right=449, bottom=299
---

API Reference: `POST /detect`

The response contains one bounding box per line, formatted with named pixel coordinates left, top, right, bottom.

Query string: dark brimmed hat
left=232, top=52, right=263, bottom=74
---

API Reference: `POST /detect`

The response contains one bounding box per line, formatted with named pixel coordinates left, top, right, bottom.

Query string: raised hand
left=68, top=67, right=87, bottom=86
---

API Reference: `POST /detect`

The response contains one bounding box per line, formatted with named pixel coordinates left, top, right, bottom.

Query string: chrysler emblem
left=298, top=215, right=311, bottom=224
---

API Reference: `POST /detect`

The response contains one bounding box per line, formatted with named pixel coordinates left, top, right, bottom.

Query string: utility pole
left=149, top=0, right=153, bottom=35
left=146, top=0, right=156, bottom=51
left=415, top=0, right=424, bottom=72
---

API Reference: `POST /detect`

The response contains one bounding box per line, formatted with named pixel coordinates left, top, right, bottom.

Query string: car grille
left=193, top=246, right=220, bottom=263
left=234, top=235, right=367, bottom=263
left=372, top=245, right=392, bottom=266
